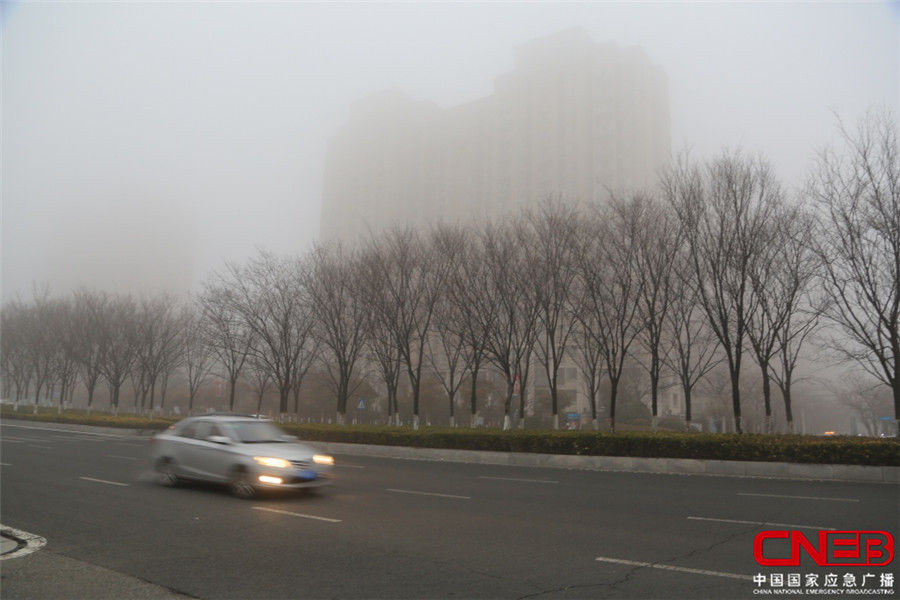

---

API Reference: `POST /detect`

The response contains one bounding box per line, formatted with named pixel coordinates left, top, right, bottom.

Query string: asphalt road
left=1, top=420, right=897, bottom=600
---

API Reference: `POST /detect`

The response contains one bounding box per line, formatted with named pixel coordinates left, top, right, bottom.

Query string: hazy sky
left=2, top=1, right=898, bottom=301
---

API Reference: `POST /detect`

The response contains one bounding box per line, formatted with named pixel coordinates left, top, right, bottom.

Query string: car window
left=194, top=421, right=213, bottom=440
left=177, top=422, right=199, bottom=438
left=230, top=421, right=288, bottom=443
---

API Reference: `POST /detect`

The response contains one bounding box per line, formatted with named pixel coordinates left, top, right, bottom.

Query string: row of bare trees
left=2, top=112, right=896, bottom=434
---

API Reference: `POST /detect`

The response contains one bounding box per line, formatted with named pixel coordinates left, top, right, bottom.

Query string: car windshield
left=230, top=421, right=288, bottom=443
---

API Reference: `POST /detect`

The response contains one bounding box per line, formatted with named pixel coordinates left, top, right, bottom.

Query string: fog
left=2, top=1, right=898, bottom=300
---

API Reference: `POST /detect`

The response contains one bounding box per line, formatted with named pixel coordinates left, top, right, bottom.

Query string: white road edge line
left=386, top=488, right=470, bottom=500
left=79, top=476, right=129, bottom=487
left=252, top=506, right=342, bottom=523
left=478, top=476, right=558, bottom=484
left=595, top=556, right=749, bottom=581
left=737, top=493, right=859, bottom=503
left=2, top=423, right=128, bottom=438
left=687, top=516, right=835, bottom=531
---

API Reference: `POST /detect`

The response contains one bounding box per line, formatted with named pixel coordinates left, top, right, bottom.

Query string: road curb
left=314, top=441, right=900, bottom=483
left=1, top=525, right=47, bottom=561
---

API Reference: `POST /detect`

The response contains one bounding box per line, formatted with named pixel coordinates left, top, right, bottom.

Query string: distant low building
left=321, top=28, right=670, bottom=242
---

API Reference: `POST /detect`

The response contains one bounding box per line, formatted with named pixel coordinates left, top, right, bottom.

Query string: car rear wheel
left=228, top=467, right=257, bottom=499
left=155, top=458, right=179, bottom=487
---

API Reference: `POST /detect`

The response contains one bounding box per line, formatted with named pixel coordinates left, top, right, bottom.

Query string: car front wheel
left=228, top=467, right=257, bottom=499
left=155, top=458, right=179, bottom=487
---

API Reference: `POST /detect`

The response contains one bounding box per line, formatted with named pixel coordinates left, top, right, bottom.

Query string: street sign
left=357, top=398, right=366, bottom=410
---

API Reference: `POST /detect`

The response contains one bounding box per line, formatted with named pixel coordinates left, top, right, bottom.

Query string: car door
left=174, top=420, right=211, bottom=479
left=191, top=422, right=236, bottom=481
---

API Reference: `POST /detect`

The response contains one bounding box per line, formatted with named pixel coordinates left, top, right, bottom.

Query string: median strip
left=79, top=476, right=129, bottom=487
left=687, top=516, right=835, bottom=531
left=386, top=488, right=470, bottom=500
left=252, top=506, right=341, bottom=523
left=595, top=556, right=749, bottom=581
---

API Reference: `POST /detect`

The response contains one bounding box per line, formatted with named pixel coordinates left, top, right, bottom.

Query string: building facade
left=320, top=28, right=670, bottom=242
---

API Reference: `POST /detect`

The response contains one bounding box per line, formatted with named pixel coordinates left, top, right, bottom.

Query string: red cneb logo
left=753, top=530, right=894, bottom=567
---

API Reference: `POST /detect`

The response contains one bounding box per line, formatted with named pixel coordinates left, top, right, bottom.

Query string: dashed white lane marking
left=252, top=506, right=342, bottom=523
left=478, top=476, right=558, bottom=484
left=0, top=463, right=11, bottom=466
left=386, top=488, right=470, bottom=500
left=737, top=492, right=859, bottom=503
left=107, top=455, right=139, bottom=461
left=595, top=556, right=749, bottom=581
left=26, top=445, right=53, bottom=450
left=1, top=525, right=47, bottom=561
left=687, top=516, right=835, bottom=531
left=335, top=463, right=366, bottom=469
left=79, top=476, right=129, bottom=487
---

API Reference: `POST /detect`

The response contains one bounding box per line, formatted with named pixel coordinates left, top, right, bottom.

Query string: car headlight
left=254, top=456, right=291, bottom=469
left=313, top=454, right=334, bottom=466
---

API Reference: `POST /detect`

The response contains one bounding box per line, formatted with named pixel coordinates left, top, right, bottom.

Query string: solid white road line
left=252, top=506, right=342, bottom=523
left=687, top=516, right=834, bottom=531
left=737, top=492, right=859, bottom=502
left=79, top=476, right=129, bottom=487
left=386, top=488, right=470, bottom=500
left=1, top=525, right=47, bottom=561
left=478, top=476, right=558, bottom=484
left=595, top=556, right=749, bottom=581
left=2, top=423, right=128, bottom=438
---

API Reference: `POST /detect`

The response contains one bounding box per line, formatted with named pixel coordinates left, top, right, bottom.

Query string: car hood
left=234, top=441, right=319, bottom=461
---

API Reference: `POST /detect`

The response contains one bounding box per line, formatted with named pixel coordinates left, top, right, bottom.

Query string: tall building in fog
left=321, top=28, right=670, bottom=242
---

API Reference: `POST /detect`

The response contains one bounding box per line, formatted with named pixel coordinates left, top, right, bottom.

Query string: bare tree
left=662, top=250, right=723, bottom=426
left=576, top=197, right=645, bottom=433
left=571, top=307, right=604, bottom=430
left=200, top=283, right=253, bottom=412
left=98, top=295, right=138, bottom=415
left=763, top=205, right=825, bottom=432
left=449, top=233, right=494, bottom=427
left=524, top=200, right=581, bottom=430
left=182, top=305, right=213, bottom=415
left=69, top=291, right=108, bottom=412
left=479, top=222, right=540, bottom=430
left=130, top=295, right=184, bottom=415
left=308, top=243, right=371, bottom=423
left=225, top=251, right=317, bottom=418
left=424, top=226, right=474, bottom=427
left=632, top=195, right=680, bottom=426
left=810, top=110, right=899, bottom=433
left=665, top=152, right=779, bottom=434
left=366, top=228, right=448, bottom=430
left=1, top=301, right=33, bottom=406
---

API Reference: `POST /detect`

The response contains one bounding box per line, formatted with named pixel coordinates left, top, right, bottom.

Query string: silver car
left=150, top=415, right=334, bottom=498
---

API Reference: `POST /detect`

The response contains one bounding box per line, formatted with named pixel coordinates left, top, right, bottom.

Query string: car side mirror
left=208, top=435, right=232, bottom=445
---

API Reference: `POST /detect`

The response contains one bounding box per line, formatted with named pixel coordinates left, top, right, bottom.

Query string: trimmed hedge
left=282, top=424, right=900, bottom=466
left=3, top=408, right=897, bottom=466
